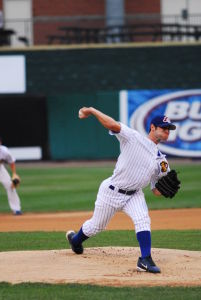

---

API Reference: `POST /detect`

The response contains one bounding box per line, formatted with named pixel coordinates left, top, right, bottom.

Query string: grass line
left=0, top=283, right=201, bottom=300
left=0, top=230, right=200, bottom=252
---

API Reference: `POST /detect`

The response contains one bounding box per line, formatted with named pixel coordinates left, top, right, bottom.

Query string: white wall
left=161, top=0, right=201, bottom=41
left=3, top=0, right=33, bottom=47
left=161, top=0, right=201, bottom=22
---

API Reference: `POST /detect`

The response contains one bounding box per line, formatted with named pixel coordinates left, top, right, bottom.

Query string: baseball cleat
left=137, top=255, right=161, bottom=273
left=14, top=210, right=22, bottom=216
left=66, top=230, right=84, bottom=254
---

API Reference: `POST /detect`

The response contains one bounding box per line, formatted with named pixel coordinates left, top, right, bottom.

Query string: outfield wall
left=0, top=43, right=201, bottom=159
left=48, top=92, right=119, bottom=159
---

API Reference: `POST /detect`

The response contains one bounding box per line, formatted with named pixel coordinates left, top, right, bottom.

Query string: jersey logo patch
left=160, top=161, right=168, bottom=172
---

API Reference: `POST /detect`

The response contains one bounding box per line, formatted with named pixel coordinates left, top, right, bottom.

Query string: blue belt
left=109, top=185, right=136, bottom=195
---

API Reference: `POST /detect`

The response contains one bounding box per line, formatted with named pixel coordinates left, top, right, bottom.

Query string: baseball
left=79, top=110, right=84, bottom=118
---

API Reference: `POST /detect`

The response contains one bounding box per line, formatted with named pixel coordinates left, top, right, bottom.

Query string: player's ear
left=150, top=124, right=155, bottom=132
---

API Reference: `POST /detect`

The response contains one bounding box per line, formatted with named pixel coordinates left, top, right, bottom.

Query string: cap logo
left=163, top=116, right=170, bottom=123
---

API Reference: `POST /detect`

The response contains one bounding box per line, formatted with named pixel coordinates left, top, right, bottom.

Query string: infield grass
left=0, top=163, right=200, bottom=212
left=0, top=283, right=200, bottom=300
left=0, top=230, right=200, bottom=252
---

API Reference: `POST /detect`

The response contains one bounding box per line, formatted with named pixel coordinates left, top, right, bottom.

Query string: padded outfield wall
left=0, top=43, right=201, bottom=159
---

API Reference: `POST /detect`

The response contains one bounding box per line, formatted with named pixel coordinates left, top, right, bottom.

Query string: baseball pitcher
left=66, top=107, right=180, bottom=273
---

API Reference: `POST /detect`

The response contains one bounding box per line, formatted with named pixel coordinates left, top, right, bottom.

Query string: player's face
left=154, top=126, right=170, bottom=142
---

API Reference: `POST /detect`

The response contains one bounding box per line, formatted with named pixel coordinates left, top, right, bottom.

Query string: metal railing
left=1, top=13, right=201, bottom=47
left=47, top=23, right=201, bottom=45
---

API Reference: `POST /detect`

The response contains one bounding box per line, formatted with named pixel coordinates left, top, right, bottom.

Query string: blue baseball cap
left=151, top=115, right=176, bottom=130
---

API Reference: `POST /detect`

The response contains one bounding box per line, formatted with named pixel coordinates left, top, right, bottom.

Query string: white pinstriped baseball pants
left=82, top=178, right=151, bottom=236
left=0, top=164, right=21, bottom=212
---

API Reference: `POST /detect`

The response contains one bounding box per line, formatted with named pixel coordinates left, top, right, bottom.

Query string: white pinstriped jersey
left=82, top=122, right=169, bottom=237
left=0, top=146, right=15, bottom=164
left=109, top=123, right=170, bottom=191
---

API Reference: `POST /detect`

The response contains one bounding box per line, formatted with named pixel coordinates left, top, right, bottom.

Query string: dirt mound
left=1, top=247, right=201, bottom=287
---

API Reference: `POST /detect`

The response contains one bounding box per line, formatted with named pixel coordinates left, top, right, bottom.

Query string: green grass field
left=0, top=163, right=200, bottom=212
left=0, top=230, right=200, bottom=252
left=0, top=163, right=200, bottom=299
left=0, top=283, right=200, bottom=300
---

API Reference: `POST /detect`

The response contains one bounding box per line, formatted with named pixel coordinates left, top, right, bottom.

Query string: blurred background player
left=0, top=137, right=22, bottom=215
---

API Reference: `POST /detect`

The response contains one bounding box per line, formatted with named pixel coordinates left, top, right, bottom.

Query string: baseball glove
left=155, top=170, right=181, bottom=198
left=12, top=174, right=21, bottom=188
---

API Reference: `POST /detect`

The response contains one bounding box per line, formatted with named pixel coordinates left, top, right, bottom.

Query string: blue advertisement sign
left=119, top=90, right=201, bottom=158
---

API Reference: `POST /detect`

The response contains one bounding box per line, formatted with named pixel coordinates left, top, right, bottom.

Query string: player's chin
left=160, top=134, right=169, bottom=142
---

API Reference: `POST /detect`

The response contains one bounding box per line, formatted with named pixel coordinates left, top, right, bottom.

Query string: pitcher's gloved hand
left=11, top=174, right=21, bottom=188
left=155, top=170, right=181, bottom=198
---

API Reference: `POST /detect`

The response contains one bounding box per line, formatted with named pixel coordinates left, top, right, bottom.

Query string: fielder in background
left=67, top=107, right=180, bottom=273
left=0, top=137, right=22, bottom=215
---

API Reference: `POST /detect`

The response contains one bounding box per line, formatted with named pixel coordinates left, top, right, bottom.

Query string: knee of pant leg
left=82, top=218, right=105, bottom=237
left=135, top=215, right=151, bottom=234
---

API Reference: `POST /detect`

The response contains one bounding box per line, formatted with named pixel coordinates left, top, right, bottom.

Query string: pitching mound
left=1, top=247, right=201, bottom=287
